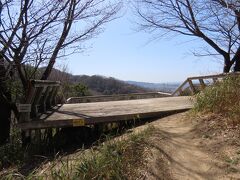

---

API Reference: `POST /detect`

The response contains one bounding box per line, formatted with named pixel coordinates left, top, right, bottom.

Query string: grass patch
left=193, top=76, right=240, bottom=124
left=9, top=125, right=155, bottom=180
left=225, top=156, right=239, bottom=165
left=0, top=128, right=24, bottom=169
left=0, top=128, right=61, bottom=172
left=75, top=127, right=153, bottom=179
left=0, top=119, right=154, bottom=178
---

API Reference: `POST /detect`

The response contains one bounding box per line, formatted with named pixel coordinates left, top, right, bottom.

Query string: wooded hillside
left=48, top=68, right=149, bottom=96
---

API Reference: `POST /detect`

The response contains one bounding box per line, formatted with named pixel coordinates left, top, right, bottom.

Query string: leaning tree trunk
left=223, top=62, right=231, bottom=73
left=0, top=55, right=11, bottom=145
left=223, top=55, right=232, bottom=73
left=233, top=48, right=240, bottom=72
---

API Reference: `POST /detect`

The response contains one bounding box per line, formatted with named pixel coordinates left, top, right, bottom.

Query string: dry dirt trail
left=144, top=113, right=238, bottom=180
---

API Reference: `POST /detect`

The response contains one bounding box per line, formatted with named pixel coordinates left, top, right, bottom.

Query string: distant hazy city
left=126, top=81, right=180, bottom=93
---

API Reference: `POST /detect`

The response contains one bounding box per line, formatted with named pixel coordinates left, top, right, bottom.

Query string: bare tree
left=0, top=0, right=121, bottom=144
left=133, top=0, right=240, bottom=72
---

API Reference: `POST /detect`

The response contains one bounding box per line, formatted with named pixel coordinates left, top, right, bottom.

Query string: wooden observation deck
left=17, top=73, right=240, bottom=131
left=18, top=96, right=192, bottom=130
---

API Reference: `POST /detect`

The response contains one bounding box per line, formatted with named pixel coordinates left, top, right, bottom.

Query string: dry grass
left=190, top=77, right=240, bottom=175
left=1, top=126, right=155, bottom=179
left=193, top=76, right=240, bottom=125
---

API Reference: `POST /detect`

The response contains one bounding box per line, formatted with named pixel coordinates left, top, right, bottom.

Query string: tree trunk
left=0, top=55, right=11, bottom=145
left=0, top=93, right=11, bottom=145
left=223, top=61, right=231, bottom=73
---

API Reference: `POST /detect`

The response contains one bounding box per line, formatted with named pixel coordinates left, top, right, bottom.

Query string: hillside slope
left=71, top=75, right=149, bottom=95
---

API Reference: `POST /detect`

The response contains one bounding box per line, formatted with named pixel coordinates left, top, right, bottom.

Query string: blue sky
left=64, top=9, right=223, bottom=83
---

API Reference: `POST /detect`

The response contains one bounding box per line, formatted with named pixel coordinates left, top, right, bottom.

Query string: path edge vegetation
left=192, top=75, right=240, bottom=125
left=1, top=125, right=155, bottom=179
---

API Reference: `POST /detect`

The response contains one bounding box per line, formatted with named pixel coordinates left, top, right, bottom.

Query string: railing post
left=31, top=87, right=45, bottom=117
left=46, top=87, right=53, bottom=108
left=42, top=86, right=51, bottom=112
left=199, top=79, right=206, bottom=89
left=212, top=77, right=217, bottom=83
left=52, top=86, right=59, bottom=106
left=188, top=79, right=196, bottom=94
left=171, top=79, right=188, bottom=96
left=178, top=87, right=183, bottom=95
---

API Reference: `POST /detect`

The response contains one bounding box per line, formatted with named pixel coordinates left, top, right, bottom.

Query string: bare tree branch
left=0, top=0, right=122, bottom=88
left=133, top=0, right=240, bottom=72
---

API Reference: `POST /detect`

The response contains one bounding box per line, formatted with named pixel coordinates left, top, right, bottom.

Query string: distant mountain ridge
left=69, top=75, right=149, bottom=95
left=47, top=68, right=179, bottom=95
left=47, top=68, right=149, bottom=95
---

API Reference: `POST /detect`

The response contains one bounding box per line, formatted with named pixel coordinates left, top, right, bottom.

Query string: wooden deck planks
left=18, top=96, right=193, bottom=130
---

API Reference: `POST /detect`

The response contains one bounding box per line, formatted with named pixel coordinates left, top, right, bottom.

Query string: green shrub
left=193, top=76, right=240, bottom=122
left=62, top=83, right=91, bottom=98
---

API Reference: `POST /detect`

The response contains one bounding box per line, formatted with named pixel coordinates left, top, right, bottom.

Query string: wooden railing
left=172, top=72, right=240, bottom=96
left=66, top=92, right=171, bottom=104
left=17, top=80, right=64, bottom=123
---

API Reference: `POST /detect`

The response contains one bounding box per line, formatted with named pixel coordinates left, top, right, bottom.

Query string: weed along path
left=144, top=112, right=238, bottom=180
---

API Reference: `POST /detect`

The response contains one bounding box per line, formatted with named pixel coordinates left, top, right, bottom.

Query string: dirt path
left=144, top=113, right=237, bottom=180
